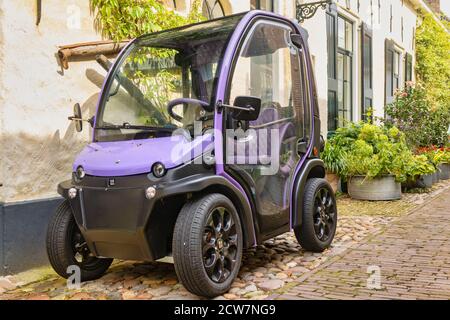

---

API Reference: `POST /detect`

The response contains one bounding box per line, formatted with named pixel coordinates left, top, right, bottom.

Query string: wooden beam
left=58, top=40, right=130, bottom=69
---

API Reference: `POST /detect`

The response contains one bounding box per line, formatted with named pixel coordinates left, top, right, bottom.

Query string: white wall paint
left=0, top=0, right=424, bottom=202
left=0, top=0, right=104, bottom=202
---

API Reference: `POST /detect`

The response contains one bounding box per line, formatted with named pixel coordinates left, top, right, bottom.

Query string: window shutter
left=385, top=39, right=395, bottom=105
left=361, top=23, right=373, bottom=120
left=404, top=53, right=413, bottom=83
left=326, top=4, right=339, bottom=133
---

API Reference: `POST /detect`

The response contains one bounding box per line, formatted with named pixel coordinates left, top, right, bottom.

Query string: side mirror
left=231, top=96, right=261, bottom=121
left=69, top=103, right=83, bottom=132
left=68, top=103, right=94, bottom=132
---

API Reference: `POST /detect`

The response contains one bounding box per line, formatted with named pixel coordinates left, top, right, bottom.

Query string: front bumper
left=59, top=174, right=160, bottom=261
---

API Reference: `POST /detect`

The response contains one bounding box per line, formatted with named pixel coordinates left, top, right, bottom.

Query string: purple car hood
left=73, top=134, right=213, bottom=177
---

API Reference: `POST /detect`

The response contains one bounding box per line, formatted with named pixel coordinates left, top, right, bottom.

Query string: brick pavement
left=274, top=188, right=450, bottom=300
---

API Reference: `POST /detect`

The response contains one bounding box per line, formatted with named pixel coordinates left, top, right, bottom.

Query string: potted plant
left=405, top=154, right=437, bottom=189
left=433, top=149, right=450, bottom=180
left=342, top=124, right=413, bottom=201
left=322, top=142, right=346, bottom=192
left=321, top=122, right=363, bottom=193
left=419, top=147, right=450, bottom=182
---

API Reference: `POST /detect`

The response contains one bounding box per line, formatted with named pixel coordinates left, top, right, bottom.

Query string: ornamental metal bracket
left=296, top=0, right=333, bottom=23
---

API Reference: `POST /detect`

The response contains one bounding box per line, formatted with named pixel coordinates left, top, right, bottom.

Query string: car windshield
left=95, top=14, right=244, bottom=142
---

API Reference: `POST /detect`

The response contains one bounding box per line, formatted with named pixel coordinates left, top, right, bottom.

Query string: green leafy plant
left=90, top=0, right=204, bottom=41
left=322, top=122, right=426, bottom=183
left=404, top=154, right=436, bottom=181
left=433, top=150, right=450, bottom=165
left=385, top=82, right=450, bottom=148
left=90, top=1, right=206, bottom=127
left=417, top=146, right=450, bottom=166
left=415, top=12, right=450, bottom=108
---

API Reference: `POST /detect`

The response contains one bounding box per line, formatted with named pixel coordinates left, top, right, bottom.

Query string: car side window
left=228, top=20, right=305, bottom=138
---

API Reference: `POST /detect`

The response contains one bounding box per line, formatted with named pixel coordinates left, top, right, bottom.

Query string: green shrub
left=322, top=122, right=433, bottom=183
left=90, top=0, right=204, bottom=41
left=404, top=154, right=436, bottom=181
left=385, top=83, right=450, bottom=148
left=415, top=13, right=450, bottom=108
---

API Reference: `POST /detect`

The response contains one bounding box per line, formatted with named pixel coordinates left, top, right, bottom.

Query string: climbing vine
left=415, top=12, right=450, bottom=109
left=90, top=1, right=206, bottom=127
left=90, top=0, right=204, bottom=41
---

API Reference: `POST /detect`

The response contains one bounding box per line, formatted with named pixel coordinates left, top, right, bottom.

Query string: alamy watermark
left=67, top=265, right=81, bottom=290
left=367, top=265, right=382, bottom=290
left=170, top=121, right=287, bottom=176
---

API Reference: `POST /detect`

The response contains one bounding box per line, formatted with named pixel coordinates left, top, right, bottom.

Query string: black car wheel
left=295, top=178, right=337, bottom=252
left=46, top=201, right=113, bottom=281
left=173, top=194, right=243, bottom=298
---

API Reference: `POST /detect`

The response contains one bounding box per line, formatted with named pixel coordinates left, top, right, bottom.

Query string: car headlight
left=152, top=162, right=166, bottom=178
left=76, top=166, right=85, bottom=180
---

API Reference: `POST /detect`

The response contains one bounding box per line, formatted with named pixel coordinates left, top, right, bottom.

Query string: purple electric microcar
left=47, top=10, right=337, bottom=297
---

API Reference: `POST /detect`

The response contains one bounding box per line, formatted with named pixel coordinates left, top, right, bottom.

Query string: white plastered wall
left=0, top=0, right=104, bottom=202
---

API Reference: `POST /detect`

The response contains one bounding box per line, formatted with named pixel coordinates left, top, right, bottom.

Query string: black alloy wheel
left=203, top=207, right=238, bottom=283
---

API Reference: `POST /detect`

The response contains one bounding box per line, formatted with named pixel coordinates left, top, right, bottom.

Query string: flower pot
left=415, top=174, right=434, bottom=189
left=348, top=175, right=401, bottom=201
left=326, top=172, right=339, bottom=192
left=432, top=171, right=439, bottom=184
left=438, top=163, right=450, bottom=180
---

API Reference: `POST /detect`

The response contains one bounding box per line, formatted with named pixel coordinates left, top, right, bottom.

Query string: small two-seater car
left=46, top=10, right=337, bottom=298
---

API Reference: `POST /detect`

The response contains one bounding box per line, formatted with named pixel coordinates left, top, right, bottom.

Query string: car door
left=225, top=19, right=307, bottom=237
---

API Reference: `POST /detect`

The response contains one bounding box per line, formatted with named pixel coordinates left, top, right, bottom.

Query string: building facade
left=0, top=0, right=443, bottom=274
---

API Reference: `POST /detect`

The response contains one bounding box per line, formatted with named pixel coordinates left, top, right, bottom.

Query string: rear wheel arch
left=292, top=159, right=326, bottom=229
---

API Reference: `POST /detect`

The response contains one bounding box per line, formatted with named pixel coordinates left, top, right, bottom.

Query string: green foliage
left=385, top=82, right=449, bottom=148
left=403, top=154, right=436, bottom=181
left=415, top=13, right=450, bottom=108
left=90, top=0, right=205, bottom=41
left=322, top=122, right=434, bottom=183
left=422, top=148, right=450, bottom=166
left=90, top=1, right=206, bottom=127
left=321, top=122, right=363, bottom=175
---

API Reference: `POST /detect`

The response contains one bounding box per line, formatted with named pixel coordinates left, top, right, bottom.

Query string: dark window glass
left=337, top=16, right=353, bottom=127
left=363, top=34, right=372, bottom=90
left=405, top=53, right=413, bottom=83
left=328, top=91, right=337, bottom=132
left=251, top=0, right=274, bottom=11
left=326, top=13, right=337, bottom=79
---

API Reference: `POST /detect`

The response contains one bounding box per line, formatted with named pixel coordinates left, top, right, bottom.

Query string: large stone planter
left=415, top=174, right=434, bottom=189
left=348, top=175, right=401, bottom=201
left=432, top=171, right=439, bottom=184
left=438, top=163, right=450, bottom=180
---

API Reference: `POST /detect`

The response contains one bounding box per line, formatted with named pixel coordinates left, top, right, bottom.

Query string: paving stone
left=2, top=182, right=448, bottom=300
left=283, top=185, right=450, bottom=300
left=258, top=279, right=285, bottom=291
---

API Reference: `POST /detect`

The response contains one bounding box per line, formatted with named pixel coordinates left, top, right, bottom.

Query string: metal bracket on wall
left=296, top=0, right=333, bottom=23
left=36, top=0, right=42, bottom=25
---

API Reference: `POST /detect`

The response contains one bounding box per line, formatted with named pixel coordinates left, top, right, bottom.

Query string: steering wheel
left=167, top=98, right=211, bottom=122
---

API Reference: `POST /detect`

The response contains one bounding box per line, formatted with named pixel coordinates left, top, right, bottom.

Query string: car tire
left=46, top=201, right=113, bottom=281
left=295, top=178, right=337, bottom=252
left=172, top=193, right=243, bottom=298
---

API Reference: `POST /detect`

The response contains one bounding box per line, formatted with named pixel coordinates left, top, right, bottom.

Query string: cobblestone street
left=273, top=185, right=450, bottom=300
left=0, top=181, right=449, bottom=300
